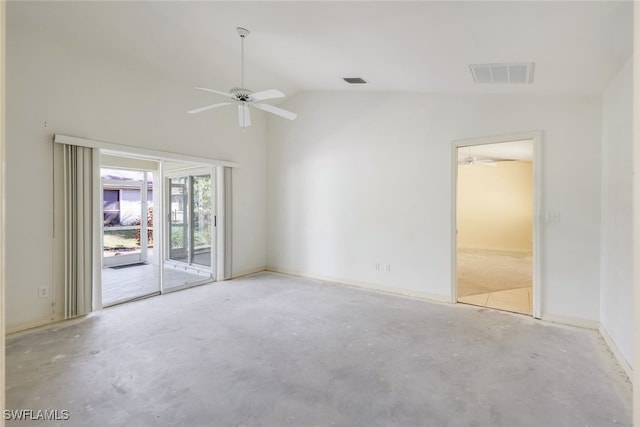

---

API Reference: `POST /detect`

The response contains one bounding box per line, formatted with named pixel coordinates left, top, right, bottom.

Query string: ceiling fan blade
left=251, top=89, right=286, bottom=102
left=187, top=102, right=232, bottom=114
left=238, top=104, right=251, bottom=128
left=253, top=103, right=297, bottom=120
left=194, top=87, right=232, bottom=98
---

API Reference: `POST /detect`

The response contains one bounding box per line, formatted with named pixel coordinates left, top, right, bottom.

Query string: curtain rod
left=54, top=134, right=240, bottom=168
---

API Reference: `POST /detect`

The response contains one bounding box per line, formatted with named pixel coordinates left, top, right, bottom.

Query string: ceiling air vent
left=343, top=77, right=367, bottom=84
left=469, top=63, right=534, bottom=84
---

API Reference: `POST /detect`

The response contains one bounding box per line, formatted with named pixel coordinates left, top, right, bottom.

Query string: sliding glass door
left=164, top=169, right=215, bottom=290
left=99, top=156, right=219, bottom=307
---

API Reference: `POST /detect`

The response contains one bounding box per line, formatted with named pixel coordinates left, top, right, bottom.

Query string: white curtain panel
left=63, top=144, right=94, bottom=318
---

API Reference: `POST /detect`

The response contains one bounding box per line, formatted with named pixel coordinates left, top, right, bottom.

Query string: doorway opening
left=100, top=154, right=216, bottom=307
left=453, top=135, right=540, bottom=317
left=101, top=160, right=159, bottom=305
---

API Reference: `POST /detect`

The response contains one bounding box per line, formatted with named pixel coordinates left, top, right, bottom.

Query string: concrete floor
left=6, top=272, right=632, bottom=426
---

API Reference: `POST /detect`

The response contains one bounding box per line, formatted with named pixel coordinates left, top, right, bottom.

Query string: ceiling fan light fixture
left=236, top=27, right=250, bottom=38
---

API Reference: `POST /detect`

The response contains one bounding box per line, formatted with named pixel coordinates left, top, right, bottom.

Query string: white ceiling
left=10, top=1, right=633, bottom=97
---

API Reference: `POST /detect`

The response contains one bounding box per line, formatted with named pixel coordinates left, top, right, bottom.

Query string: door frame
left=450, top=130, right=542, bottom=319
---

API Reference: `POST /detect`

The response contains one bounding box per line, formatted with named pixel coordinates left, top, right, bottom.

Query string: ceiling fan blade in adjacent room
left=187, top=102, right=232, bottom=114
left=238, top=104, right=251, bottom=128
left=251, top=89, right=286, bottom=101
left=253, top=103, right=297, bottom=120
left=194, top=87, right=232, bottom=97
left=477, top=161, right=497, bottom=166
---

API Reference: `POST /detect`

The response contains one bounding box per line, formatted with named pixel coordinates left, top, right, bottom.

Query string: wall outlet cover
left=38, top=286, right=49, bottom=298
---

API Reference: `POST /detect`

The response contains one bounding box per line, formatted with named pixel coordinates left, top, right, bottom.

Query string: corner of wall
left=600, top=322, right=633, bottom=380
left=599, top=54, right=634, bottom=376
left=632, top=1, right=640, bottom=420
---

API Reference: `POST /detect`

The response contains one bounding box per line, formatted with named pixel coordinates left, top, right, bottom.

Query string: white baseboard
left=539, top=312, right=599, bottom=330
left=231, top=266, right=267, bottom=279
left=6, top=314, right=65, bottom=335
left=599, top=323, right=632, bottom=380
left=266, top=267, right=451, bottom=304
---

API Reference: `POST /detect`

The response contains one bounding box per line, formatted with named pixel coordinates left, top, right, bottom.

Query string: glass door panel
left=169, top=177, right=189, bottom=264
left=102, top=185, right=143, bottom=267
left=163, top=170, right=214, bottom=291
left=192, top=175, right=212, bottom=267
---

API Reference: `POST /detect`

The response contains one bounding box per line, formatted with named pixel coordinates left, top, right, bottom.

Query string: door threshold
left=458, top=287, right=532, bottom=316
left=103, top=291, right=161, bottom=308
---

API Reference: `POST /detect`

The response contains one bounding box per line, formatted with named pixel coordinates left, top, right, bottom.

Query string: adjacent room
left=456, top=140, right=534, bottom=315
left=3, top=1, right=637, bottom=425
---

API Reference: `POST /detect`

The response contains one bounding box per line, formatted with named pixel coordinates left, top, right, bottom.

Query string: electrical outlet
left=375, top=262, right=380, bottom=271
left=545, top=210, right=561, bottom=223
left=38, top=286, right=49, bottom=299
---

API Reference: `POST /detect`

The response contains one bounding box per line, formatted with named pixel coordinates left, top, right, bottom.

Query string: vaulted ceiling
left=10, top=1, right=633, bottom=98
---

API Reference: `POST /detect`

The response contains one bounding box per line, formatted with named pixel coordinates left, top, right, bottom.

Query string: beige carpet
left=457, top=248, right=532, bottom=297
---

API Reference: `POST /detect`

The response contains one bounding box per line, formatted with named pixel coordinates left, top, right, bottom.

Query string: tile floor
left=457, top=248, right=532, bottom=315
left=102, top=262, right=212, bottom=306
left=458, top=286, right=532, bottom=315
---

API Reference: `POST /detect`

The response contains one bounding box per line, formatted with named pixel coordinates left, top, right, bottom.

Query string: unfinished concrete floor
left=6, top=272, right=632, bottom=426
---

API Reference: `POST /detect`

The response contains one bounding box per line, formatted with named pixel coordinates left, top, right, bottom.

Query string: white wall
left=6, top=6, right=268, bottom=332
left=600, top=57, right=633, bottom=368
left=633, top=2, right=640, bottom=419
left=457, top=160, right=533, bottom=253
left=267, top=91, right=602, bottom=323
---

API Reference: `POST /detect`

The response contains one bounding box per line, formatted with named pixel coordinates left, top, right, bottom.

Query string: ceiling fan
left=459, top=156, right=497, bottom=167
left=188, top=27, right=297, bottom=130
left=458, top=148, right=498, bottom=167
